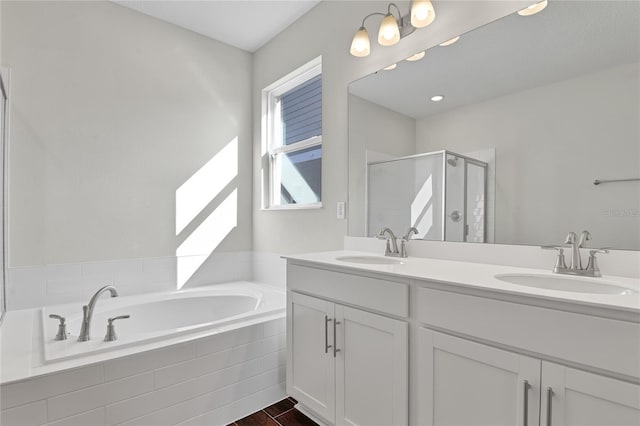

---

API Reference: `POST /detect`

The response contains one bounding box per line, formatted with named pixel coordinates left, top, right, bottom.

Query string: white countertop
left=284, top=251, right=640, bottom=316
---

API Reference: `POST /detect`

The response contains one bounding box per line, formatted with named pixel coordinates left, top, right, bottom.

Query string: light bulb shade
left=350, top=27, right=371, bottom=57
left=378, top=13, right=400, bottom=46
left=517, top=0, right=548, bottom=16
left=411, top=0, right=436, bottom=28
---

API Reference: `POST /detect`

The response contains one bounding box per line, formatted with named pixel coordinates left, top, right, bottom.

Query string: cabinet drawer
left=288, top=264, right=409, bottom=318
left=417, top=286, right=640, bottom=379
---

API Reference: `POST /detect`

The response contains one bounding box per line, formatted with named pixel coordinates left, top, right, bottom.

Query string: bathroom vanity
left=284, top=251, right=640, bottom=426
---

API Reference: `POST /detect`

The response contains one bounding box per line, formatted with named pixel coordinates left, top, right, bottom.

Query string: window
left=263, top=57, right=322, bottom=209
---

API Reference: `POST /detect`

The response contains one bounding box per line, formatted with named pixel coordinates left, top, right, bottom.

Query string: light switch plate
left=336, top=202, right=346, bottom=219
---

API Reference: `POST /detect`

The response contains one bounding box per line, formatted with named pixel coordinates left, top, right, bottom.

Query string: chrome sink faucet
left=78, top=285, right=119, bottom=342
left=377, top=228, right=400, bottom=257
left=400, top=227, right=419, bottom=258
left=377, top=227, right=418, bottom=258
left=542, top=231, right=608, bottom=277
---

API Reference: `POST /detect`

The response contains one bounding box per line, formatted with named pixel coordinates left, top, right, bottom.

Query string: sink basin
left=495, top=274, right=636, bottom=295
left=336, top=256, right=405, bottom=265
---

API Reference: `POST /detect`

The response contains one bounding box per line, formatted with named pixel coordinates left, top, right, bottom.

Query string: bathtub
left=40, top=282, right=285, bottom=363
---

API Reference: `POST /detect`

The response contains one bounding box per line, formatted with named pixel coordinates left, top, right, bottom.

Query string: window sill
left=262, top=203, right=322, bottom=211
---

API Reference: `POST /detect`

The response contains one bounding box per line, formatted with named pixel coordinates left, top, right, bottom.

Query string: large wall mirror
left=348, top=1, right=640, bottom=250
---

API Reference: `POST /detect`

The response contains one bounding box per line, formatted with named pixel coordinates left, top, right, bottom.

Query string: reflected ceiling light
left=350, top=27, right=371, bottom=57
left=406, top=51, right=426, bottom=61
left=350, top=2, right=436, bottom=58
left=517, top=0, right=548, bottom=16
left=411, top=0, right=436, bottom=28
left=431, top=95, right=444, bottom=102
left=439, top=36, right=460, bottom=47
left=383, top=63, right=397, bottom=70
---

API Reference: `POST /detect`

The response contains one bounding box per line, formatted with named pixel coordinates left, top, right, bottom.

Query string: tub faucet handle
left=49, top=314, right=68, bottom=341
left=104, top=315, right=130, bottom=342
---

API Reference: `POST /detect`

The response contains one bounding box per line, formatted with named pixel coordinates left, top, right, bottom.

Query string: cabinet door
left=287, top=292, right=336, bottom=422
left=335, top=305, right=408, bottom=426
left=542, top=361, right=640, bottom=426
left=418, top=329, right=540, bottom=426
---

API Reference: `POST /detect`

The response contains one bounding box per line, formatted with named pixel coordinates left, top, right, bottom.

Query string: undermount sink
left=495, top=273, right=636, bottom=295
left=336, top=256, right=405, bottom=265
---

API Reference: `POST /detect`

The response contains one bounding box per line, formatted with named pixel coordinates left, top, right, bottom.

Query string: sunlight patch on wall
left=175, top=137, right=238, bottom=235
left=411, top=174, right=434, bottom=238
left=176, top=189, right=237, bottom=289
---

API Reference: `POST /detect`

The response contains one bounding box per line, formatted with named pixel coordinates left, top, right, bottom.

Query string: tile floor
left=230, top=397, right=318, bottom=426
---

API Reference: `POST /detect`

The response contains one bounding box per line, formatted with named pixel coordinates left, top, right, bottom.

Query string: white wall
left=348, top=94, right=415, bottom=236
left=2, top=1, right=253, bottom=267
left=252, top=0, right=531, bottom=254
left=416, top=63, right=640, bottom=249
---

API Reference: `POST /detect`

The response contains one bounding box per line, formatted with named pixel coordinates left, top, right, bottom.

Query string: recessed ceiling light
left=383, top=63, right=397, bottom=71
left=517, top=0, right=548, bottom=16
left=431, top=95, right=444, bottom=102
left=439, top=36, right=460, bottom=47
left=406, top=51, right=426, bottom=62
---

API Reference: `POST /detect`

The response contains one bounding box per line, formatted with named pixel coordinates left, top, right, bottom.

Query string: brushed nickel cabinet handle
left=333, top=320, right=341, bottom=358
left=324, top=315, right=332, bottom=354
left=523, top=380, right=530, bottom=426
left=546, top=386, right=554, bottom=426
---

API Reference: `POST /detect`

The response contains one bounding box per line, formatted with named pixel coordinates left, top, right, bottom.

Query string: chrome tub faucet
left=78, top=285, right=119, bottom=342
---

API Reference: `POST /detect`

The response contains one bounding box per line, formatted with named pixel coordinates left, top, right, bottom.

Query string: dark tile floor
left=229, top=397, right=318, bottom=426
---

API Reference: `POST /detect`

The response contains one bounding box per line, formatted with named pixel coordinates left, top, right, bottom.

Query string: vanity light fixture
left=411, top=0, right=436, bottom=28
left=350, top=1, right=436, bottom=58
left=517, top=0, right=548, bottom=16
left=383, top=63, right=398, bottom=71
left=430, top=95, right=444, bottom=102
left=406, top=51, right=426, bottom=61
left=439, top=36, right=460, bottom=47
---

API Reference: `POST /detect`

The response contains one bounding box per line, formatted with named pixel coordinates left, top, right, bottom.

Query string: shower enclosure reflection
left=367, top=150, right=489, bottom=242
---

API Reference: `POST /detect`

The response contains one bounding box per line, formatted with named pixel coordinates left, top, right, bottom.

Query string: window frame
left=262, top=56, right=322, bottom=210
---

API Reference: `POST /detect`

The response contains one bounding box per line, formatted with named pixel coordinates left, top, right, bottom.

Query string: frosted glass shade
left=378, top=14, right=400, bottom=46
left=411, top=0, right=436, bottom=28
left=350, top=27, right=371, bottom=57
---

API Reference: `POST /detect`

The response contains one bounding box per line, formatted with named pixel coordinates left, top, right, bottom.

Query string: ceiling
left=114, top=0, right=321, bottom=52
left=349, top=1, right=640, bottom=119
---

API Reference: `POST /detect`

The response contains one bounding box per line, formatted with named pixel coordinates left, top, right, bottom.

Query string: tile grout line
left=273, top=407, right=296, bottom=420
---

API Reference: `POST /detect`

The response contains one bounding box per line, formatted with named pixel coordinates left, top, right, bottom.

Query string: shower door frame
left=442, top=150, right=488, bottom=243
left=0, top=68, right=9, bottom=322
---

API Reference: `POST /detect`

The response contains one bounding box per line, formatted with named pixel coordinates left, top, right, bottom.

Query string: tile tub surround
left=0, top=317, right=287, bottom=426
left=6, top=251, right=286, bottom=310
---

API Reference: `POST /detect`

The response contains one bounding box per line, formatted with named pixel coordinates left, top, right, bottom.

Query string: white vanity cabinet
left=419, top=329, right=640, bottom=426
left=541, top=361, right=640, bottom=426
left=418, top=329, right=541, bottom=426
left=287, top=264, right=409, bottom=426
left=285, top=256, right=640, bottom=426
left=417, top=286, right=640, bottom=426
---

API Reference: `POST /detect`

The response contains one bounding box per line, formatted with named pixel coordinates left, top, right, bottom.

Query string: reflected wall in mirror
left=348, top=1, right=640, bottom=250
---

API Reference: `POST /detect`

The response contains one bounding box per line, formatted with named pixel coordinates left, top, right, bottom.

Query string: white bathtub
left=41, top=282, right=285, bottom=363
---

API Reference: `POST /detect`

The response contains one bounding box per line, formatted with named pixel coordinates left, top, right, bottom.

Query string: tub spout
left=78, top=285, right=119, bottom=342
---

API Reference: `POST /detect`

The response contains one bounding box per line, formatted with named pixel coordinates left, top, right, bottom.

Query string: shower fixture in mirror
left=348, top=0, right=640, bottom=250
left=368, top=150, right=489, bottom=243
